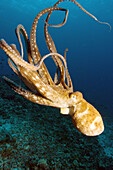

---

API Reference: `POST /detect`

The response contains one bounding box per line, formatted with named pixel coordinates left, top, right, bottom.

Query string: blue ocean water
left=0, top=0, right=113, bottom=112
left=0, top=0, right=113, bottom=168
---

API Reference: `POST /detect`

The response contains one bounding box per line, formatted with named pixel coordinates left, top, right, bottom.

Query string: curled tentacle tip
left=103, top=22, right=111, bottom=31
left=96, top=19, right=111, bottom=31
left=107, top=23, right=111, bottom=31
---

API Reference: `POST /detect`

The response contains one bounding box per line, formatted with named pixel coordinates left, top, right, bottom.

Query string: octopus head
left=61, top=91, right=104, bottom=136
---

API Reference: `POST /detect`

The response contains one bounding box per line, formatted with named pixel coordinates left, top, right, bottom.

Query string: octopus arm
left=30, top=7, right=69, bottom=85
left=17, top=65, right=67, bottom=104
left=54, top=0, right=111, bottom=30
left=3, top=76, right=65, bottom=108
left=44, top=17, right=67, bottom=89
left=16, top=24, right=34, bottom=64
left=15, top=24, right=42, bottom=81
left=44, top=7, right=73, bottom=90
left=7, top=44, right=22, bottom=76
left=0, top=38, right=71, bottom=99
left=8, top=59, right=19, bottom=77
left=45, top=0, right=111, bottom=89
left=44, top=31, right=71, bottom=91
left=44, top=32, right=65, bottom=88
left=10, top=44, right=21, bottom=56
left=0, top=39, right=44, bottom=71
left=8, top=60, right=41, bottom=93
left=2, top=44, right=40, bottom=93
left=0, top=39, right=45, bottom=93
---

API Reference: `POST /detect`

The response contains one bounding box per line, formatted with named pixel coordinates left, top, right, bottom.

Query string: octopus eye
left=69, top=91, right=83, bottom=103
left=71, top=94, right=76, bottom=99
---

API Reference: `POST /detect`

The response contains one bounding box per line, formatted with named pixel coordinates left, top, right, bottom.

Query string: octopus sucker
left=0, top=0, right=108, bottom=136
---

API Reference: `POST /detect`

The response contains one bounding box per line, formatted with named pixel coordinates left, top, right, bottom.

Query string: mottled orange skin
left=71, top=92, right=104, bottom=136
left=60, top=91, right=104, bottom=136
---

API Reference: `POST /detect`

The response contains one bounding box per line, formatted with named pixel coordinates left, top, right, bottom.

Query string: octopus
left=0, top=0, right=111, bottom=136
